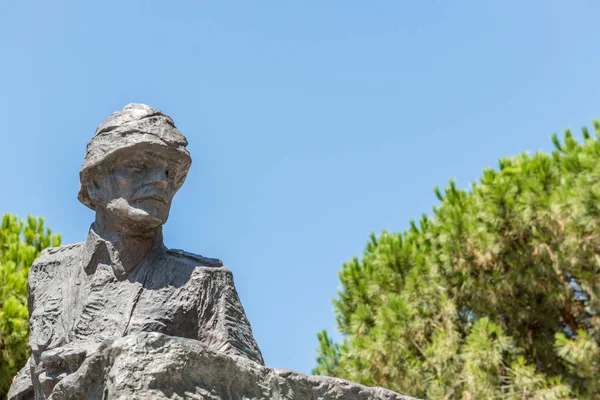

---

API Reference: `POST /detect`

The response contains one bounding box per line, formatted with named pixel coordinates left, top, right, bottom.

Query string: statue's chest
left=30, top=263, right=196, bottom=356
left=71, top=266, right=195, bottom=340
left=123, top=285, right=198, bottom=337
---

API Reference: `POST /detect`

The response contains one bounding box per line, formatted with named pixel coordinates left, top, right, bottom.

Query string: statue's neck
left=93, top=212, right=164, bottom=274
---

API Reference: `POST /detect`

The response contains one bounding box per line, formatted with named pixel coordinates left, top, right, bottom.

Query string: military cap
left=78, top=103, right=192, bottom=210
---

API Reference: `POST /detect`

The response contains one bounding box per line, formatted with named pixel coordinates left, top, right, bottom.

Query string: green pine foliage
left=314, top=122, right=600, bottom=399
left=0, top=214, right=60, bottom=397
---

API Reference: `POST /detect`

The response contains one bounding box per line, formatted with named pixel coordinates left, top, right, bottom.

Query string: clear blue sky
left=2, top=1, right=600, bottom=374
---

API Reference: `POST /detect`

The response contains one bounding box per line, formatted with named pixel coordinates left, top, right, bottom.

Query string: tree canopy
left=314, top=123, right=600, bottom=399
left=0, top=214, right=60, bottom=397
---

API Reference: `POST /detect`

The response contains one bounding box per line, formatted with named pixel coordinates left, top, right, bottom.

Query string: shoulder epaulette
left=166, top=248, right=224, bottom=267
left=41, top=242, right=83, bottom=256
left=30, top=243, right=83, bottom=277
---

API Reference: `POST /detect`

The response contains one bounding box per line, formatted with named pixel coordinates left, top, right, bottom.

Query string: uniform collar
left=80, top=226, right=164, bottom=281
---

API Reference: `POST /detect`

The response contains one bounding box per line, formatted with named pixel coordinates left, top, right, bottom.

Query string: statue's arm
left=7, top=257, right=48, bottom=400
left=196, top=268, right=264, bottom=365
left=8, top=255, right=44, bottom=400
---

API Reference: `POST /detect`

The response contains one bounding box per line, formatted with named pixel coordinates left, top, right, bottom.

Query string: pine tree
left=314, top=122, right=600, bottom=399
left=0, top=214, right=60, bottom=397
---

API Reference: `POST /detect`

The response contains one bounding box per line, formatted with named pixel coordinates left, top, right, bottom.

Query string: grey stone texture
left=23, top=332, right=417, bottom=400
left=78, top=103, right=191, bottom=210
left=9, top=104, right=416, bottom=399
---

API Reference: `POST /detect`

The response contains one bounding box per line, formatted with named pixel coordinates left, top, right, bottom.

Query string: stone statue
left=9, top=104, right=417, bottom=400
left=9, top=104, right=263, bottom=399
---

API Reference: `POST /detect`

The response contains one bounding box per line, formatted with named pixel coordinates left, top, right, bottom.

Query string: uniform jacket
left=9, top=228, right=263, bottom=399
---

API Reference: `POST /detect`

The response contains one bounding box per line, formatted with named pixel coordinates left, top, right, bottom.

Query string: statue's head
left=78, top=104, right=191, bottom=232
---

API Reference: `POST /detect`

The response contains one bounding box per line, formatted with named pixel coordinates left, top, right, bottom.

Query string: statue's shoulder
left=163, top=249, right=235, bottom=290
left=165, top=248, right=224, bottom=269
left=29, top=243, right=83, bottom=280
left=34, top=243, right=82, bottom=266
left=40, top=242, right=83, bottom=257
left=37, top=242, right=82, bottom=262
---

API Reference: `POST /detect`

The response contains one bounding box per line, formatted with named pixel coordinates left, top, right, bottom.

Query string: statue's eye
left=125, top=162, right=144, bottom=172
left=166, top=169, right=176, bottom=179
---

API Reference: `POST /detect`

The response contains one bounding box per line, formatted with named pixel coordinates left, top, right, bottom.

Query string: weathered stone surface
left=9, top=104, right=264, bottom=399
left=47, top=332, right=417, bottom=400
left=78, top=103, right=191, bottom=210
left=9, top=104, right=416, bottom=400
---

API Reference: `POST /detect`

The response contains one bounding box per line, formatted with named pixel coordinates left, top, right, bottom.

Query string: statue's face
left=88, top=149, right=178, bottom=231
